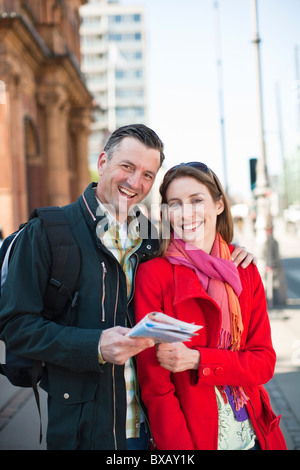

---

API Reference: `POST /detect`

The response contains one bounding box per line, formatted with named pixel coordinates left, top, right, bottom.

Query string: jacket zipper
left=112, top=264, right=120, bottom=450
left=126, top=253, right=139, bottom=317
left=101, top=262, right=107, bottom=322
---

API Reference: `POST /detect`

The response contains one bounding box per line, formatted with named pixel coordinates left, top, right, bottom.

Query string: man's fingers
left=99, top=327, right=154, bottom=365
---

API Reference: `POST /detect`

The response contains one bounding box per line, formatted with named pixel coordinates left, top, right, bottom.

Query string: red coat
left=134, top=251, right=287, bottom=450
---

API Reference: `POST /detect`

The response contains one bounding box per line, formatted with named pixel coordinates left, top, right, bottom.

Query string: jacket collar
left=80, top=183, right=101, bottom=225
left=79, top=183, right=159, bottom=253
left=172, top=263, right=219, bottom=307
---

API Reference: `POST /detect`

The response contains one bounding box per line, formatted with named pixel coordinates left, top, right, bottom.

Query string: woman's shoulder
left=138, top=256, right=173, bottom=276
left=140, top=255, right=171, bottom=268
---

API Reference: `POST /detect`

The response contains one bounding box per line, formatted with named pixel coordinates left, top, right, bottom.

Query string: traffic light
left=249, top=158, right=257, bottom=191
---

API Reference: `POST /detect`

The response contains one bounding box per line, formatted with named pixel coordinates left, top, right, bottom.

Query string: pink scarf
left=165, top=235, right=242, bottom=296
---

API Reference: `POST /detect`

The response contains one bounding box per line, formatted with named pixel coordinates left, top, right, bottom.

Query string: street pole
left=250, top=0, right=286, bottom=306
left=295, top=45, right=300, bottom=142
left=213, top=1, right=229, bottom=195
left=275, top=81, right=288, bottom=211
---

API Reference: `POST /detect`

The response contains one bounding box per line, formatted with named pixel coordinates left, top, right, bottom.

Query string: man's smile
left=118, top=186, right=138, bottom=198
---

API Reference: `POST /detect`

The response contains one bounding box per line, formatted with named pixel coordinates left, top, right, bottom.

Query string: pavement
left=0, top=216, right=299, bottom=451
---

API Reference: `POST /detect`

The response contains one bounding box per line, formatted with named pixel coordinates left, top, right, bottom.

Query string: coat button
left=202, top=367, right=211, bottom=376
left=146, top=244, right=151, bottom=250
left=63, top=393, right=70, bottom=399
left=215, top=367, right=224, bottom=376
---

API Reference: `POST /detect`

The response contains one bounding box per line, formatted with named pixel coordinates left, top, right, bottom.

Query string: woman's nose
left=182, top=203, right=195, bottom=218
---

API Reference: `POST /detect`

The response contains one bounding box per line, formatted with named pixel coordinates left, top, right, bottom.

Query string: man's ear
left=97, top=152, right=108, bottom=176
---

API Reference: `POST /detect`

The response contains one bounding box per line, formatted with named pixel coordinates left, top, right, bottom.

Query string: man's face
left=96, top=137, right=161, bottom=222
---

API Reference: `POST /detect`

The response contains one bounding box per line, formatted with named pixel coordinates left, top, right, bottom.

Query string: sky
left=121, top=0, right=300, bottom=199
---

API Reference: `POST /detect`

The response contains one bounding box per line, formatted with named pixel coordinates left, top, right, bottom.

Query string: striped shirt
left=95, top=198, right=144, bottom=438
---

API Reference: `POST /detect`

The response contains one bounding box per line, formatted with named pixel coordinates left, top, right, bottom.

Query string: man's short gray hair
left=103, top=124, right=165, bottom=167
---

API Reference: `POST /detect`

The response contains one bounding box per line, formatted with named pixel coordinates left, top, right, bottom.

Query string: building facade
left=79, top=0, right=148, bottom=166
left=0, top=0, right=94, bottom=236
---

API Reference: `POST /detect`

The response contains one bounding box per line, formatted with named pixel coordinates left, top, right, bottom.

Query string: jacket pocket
left=40, top=365, right=98, bottom=405
left=259, top=386, right=281, bottom=434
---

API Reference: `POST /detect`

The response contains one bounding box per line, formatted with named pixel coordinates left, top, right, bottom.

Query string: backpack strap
left=30, top=207, right=81, bottom=322
left=1, top=207, right=81, bottom=444
left=34, top=207, right=81, bottom=441
left=0, top=228, right=25, bottom=295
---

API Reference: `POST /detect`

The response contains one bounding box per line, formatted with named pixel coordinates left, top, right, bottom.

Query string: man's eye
left=121, top=164, right=132, bottom=171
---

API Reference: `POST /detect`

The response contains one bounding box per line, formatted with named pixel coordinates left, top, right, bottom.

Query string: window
left=108, top=32, right=142, bottom=42
left=115, top=70, right=143, bottom=80
left=116, top=107, right=145, bottom=118
left=109, top=14, right=142, bottom=24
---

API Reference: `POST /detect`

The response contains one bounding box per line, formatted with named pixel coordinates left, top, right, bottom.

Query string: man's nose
left=127, top=172, right=141, bottom=189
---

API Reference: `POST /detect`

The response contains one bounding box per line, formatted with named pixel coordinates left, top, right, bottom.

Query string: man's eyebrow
left=120, top=160, right=156, bottom=176
left=120, top=159, right=135, bottom=166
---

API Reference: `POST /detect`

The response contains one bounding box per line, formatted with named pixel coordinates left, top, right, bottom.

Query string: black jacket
left=0, top=183, right=158, bottom=449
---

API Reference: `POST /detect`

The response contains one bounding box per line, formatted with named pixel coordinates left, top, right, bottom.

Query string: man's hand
left=231, top=245, right=257, bottom=268
left=99, top=326, right=154, bottom=365
left=156, top=342, right=200, bottom=373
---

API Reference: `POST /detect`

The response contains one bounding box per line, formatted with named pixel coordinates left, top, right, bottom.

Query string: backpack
left=0, top=206, right=81, bottom=442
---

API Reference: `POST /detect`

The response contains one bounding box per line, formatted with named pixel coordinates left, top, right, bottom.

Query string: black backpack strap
left=32, top=360, right=43, bottom=443
left=30, top=207, right=81, bottom=322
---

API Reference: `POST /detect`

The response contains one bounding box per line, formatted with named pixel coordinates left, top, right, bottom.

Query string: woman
left=134, top=162, right=287, bottom=450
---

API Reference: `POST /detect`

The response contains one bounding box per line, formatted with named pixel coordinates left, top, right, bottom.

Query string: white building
left=79, top=0, right=148, bottom=166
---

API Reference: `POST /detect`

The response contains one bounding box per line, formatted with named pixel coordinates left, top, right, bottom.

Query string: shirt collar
left=94, top=193, right=140, bottom=238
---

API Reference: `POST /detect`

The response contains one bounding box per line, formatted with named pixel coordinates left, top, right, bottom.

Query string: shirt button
left=215, top=367, right=224, bottom=376
left=202, top=367, right=211, bottom=376
left=63, top=393, right=70, bottom=400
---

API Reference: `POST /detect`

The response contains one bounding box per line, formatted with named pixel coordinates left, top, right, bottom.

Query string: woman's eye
left=168, top=201, right=181, bottom=209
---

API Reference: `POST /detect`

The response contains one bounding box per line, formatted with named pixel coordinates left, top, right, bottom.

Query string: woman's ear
left=216, top=196, right=225, bottom=215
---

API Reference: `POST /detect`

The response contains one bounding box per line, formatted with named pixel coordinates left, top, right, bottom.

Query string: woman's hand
left=156, top=342, right=200, bottom=372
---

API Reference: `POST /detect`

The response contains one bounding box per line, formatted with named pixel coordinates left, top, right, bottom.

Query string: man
left=0, top=124, right=253, bottom=450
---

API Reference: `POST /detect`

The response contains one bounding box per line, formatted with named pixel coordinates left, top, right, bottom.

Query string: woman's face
left=165, top=176, right=224, bottom=253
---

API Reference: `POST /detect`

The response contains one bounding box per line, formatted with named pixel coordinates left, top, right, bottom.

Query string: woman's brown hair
left=158, top=163, right=234, bottom=257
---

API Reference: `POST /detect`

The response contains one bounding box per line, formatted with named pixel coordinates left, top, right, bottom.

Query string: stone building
left=0, top=0, right=94, bottom=236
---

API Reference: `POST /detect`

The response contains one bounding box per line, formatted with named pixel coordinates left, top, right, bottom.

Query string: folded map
left=128, top=312, right=203, bottom=343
